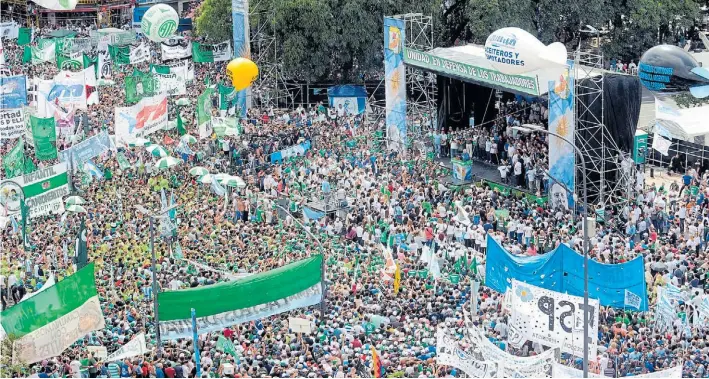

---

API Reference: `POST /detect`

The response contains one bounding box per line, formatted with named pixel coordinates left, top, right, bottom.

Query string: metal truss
left=574, top=50, right=631, bottom=211
left=248, top=3, right=296, bottom=110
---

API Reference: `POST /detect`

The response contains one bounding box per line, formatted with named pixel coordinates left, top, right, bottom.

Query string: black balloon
left=638, top=44, right=709, bottom=98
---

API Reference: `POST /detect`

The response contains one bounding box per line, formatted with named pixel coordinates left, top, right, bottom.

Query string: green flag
left=218, top=83, right=238, bottom=111
left=74, top=218, right=88, bottom=269
left=23, top=43, right=55, bottom=65
left=150, top=64, right=170, bottom=74
left=177, top=108, right=186, bottom=136
left=108, top=44, right=130, bottom=65
left=197, top=88, right=213, bottom=130
left=57, top=51, right=83, bottom=71
left=3, top=138, right=25, bottom=178
left=24, top=156, right=37, bottom=174
left=470, top=257, right=478, bottom=276
left=83, top=53, right=98, bottom=78
left=191, top=41, right=231, bottom=63
left=18, top=28, right=33, bottom=46
left=124, top=70, right=158, bottom=104
left=116, top=152, right=132, bottom=170
left=30, top=115, right=58, bottom=161
left=216, top=335, right=238, bottom=359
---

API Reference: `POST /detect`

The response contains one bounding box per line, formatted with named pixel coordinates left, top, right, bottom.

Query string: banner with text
left=0, top=109, right=25, bottom=139
left=114, top=95, right=168, bottom=146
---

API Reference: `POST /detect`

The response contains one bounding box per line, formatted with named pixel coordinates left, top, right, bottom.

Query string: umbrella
left=181, top=134, right=198, bottom=144
left=146, top=145, right=169, bottom=158
left=64, top=195, right=86, bottom=206
left=220, top=176, right=246, bottom=188
left=189, top=167, right=209, bottom=176
left=127, top=137, right=151, bottom=147
left=176, top=98, right=190, bottom=106
left=97, top=79, right=115, bottom=86
left=164, top=120, right=177, bottom=130
left=198, top=174, right=214, bottom=184
left=154, top=156, right=181, bottom=169
left=214, top=173, right=230, bottom=181
left=65, top=204, right=87, bottom=213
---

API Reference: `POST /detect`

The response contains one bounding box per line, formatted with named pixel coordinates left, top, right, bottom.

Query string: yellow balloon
left=226, top=58, right=259, bottom=91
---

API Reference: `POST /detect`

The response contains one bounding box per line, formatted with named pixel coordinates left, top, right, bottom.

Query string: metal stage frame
left=573, top=51, right=632, bottom=211
left=248, top=3, right=298, bottom=110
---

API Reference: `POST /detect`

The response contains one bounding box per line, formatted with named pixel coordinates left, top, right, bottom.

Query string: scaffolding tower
left=402, top=13, right=437, bottom=141
left=248, top=3, right=297, bottom=110
left=574, top=51, right=632, bottom=211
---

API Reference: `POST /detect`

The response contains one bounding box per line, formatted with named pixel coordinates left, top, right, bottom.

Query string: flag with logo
left=157, top=255, right=323, bottom=339
left=197, top=88, right=213, bottom=138
left=18, top=27, right=33, bottom=46
left=0, top=263, right=105, bottom=364
left=125, top=70, right=158, bottom=104
left=109, top=43, right=149, bottom=65
left=116, top=151, right=132, bottom=170
left=192, top=41, right=232, bottom=63
left=57, top=50, right=83, bottom=71
left=114, top=95, right=168, bottom=146
left=216, top=335, right=239, bottom=359
left=83, top=53, right=98, bottom=78
left=23, top=43, right=56, bottom=65
left=652, top=133, right=671, bottom=156
left=624, top=289, right=641, bottom=310
left=83, top=66, right=99, bottom=106
left=105, top=333, right=148, bottom=362
left=161, top=36, right=192, bottom=61
left=98, top=49, right=111, bottom=78
left=30, top=115, right=57, bottom=160
left=218, top=83, right=238, bottom=113
left=2, top=138, right=25, bottom=177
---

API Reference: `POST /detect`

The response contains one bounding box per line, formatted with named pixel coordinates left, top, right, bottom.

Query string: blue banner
left=452, top=159, right=472, bottom=181
left=271, top=140, right=311, bottom=164
left=231, top=0, right=248, bottom=118
left=59, top=131, right=111, bottom=170
left=384, top=17, right=406, bottom=151
left=485, top=235, right=649, bottom=310
left=0, top=75, right=28, bottom=109
left=547, top=60, right=575, bottom=209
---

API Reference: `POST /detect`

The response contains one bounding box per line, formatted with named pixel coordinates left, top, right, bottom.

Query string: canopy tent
left=328, top=85, right=367, bottom=115
left=403, top=44, right=606, bottom=97
left=654, top=97, right=709, bottom=141
left=49, top=29, right=77, bottom=38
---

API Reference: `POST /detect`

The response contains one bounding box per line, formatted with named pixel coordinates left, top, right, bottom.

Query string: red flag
left=371, top=346, right=383, bottom=378
left=163, top=134, right=175, bottom=145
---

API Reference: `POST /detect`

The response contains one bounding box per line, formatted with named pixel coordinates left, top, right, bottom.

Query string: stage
left=434, top=156, right=538, bottom=196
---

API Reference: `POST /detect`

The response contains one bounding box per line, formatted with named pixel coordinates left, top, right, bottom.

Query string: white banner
left=652, top=132, right=671, bottom=156
left=551, top=363, right=602, bottom=378
left=624, top=289, right=642, bottom=309
left=0, top=108, right=25, bottom=139
left=83, top=67, right=99, bottom=106
left=98, top=49, right=112, bottom=79
left=155, top=67, right=186, bottom=96
left=129, top=43, right=150, bottom=64
left=38, top=71, right=87, bottom=111
left=0, top=22, right=19, bottom=39
left=163, top=59, right=194, bottom=81
left=436, top=328, right=498, bottom=378
left=161, top=37, right=192, bottom=61
left=114, top=95, right=168, bottom=147
left=105, top=333, right=148, bottom=362
left=87, top=346, right=107, bottom=359
left=510, top=280, right=599, bottom=359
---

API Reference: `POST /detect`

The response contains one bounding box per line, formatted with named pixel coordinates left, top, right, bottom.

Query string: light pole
left=512, top=124, right=591, bottom=378
left=135, top=203, right=179, bottom=359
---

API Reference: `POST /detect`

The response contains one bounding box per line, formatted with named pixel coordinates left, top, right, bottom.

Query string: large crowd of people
left=1, top=13, right=709, bottom=379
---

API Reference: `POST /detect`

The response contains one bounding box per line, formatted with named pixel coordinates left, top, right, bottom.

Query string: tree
left=0, top=334, right=29, bottom=378
left=194, top=0, right=233, bottom=43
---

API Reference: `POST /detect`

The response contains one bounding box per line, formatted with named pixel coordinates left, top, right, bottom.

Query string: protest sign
left=0, top=109, right=25, bottom=139
left=114, top=95, right=168, bottom=146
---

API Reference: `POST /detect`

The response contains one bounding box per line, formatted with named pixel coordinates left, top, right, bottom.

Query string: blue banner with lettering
left=0, top=75, right=28, bottom=109
left=59, top=131, right=111, bottom=170
left=485, top=235, right=648, bottom=310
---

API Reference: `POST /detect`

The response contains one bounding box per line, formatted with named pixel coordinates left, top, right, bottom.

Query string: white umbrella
left=154, top=156, right=181, bottom=169
left=128, top=137, right=151, bottom=147
left=198, top=174, right=214, bottom=184
left=189, top=167, right=209, bottom=176
left=181, top=134, right=198, bottom=144
left=146, top=145, right=169, bottom=158
left=176, top=98, right=190, bottom=106
left=65, top=204, right=87, bottom=213
left=64, top=195, right=86, bottom=206
left=214, top=173, right=230, bottom=181
left=220, top=176, right=246, bottom=188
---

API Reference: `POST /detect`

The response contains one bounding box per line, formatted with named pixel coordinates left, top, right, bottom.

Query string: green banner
left=485, top=180, right=547, bottom=205
left=83, top=53, right=98, bottom=78
left=108, top=44, right=130, bottom=65
left=150, top=64, right=170, bottom=74
left=18, top=27, right=33, bottom=46
left=57, top=51, right=83, bottom=71
left=124, top=70, right=158, bottom=104
left=2, top=138, right=25, bottom=178
left=116, top=152, right=132, bottom=170
left=30, top=115, right=57, bottom=161
left=191, top=41, right=231, bottom=63
left=403, top=47, right=540, bottom=96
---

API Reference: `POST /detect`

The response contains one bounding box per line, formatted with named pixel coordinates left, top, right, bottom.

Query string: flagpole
left=192, top=308, right=201, bottom=378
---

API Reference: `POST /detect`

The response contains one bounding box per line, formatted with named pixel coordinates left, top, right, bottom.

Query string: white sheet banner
left=38, top=71, right=87, bottom=111
left=0, top=109, right=26, bottom=139
left=436, top=328, right=498, bottom=378
left=105, top=333, right=148, bottom=362
left=652, top=132, right=671, bottom=156
left=510, top=279, right=599, bottom=359
left=161, top=37, right=192, bottom=61
left=83, top=67, right=99, bottom=105
left=0, top=22, right=19, bottom=39
left=551, top=363, right=602, bottom=378
left=130, top=43, right=150, bottom=64
left=114, top=95, right=167, bottom=147
left=98, top=49, right=112, bottom=79
left=155, top=66, right=186, bottom=96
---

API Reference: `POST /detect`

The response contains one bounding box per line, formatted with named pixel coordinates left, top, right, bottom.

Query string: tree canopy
left=194, top=0, right=706, bottom=82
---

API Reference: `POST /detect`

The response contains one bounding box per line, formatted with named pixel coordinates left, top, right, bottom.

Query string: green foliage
left=673, top=92, right=709, bottom=108
left=194, top=0, right=234, bottom=43
left=0, top=334, right=29, bottom=378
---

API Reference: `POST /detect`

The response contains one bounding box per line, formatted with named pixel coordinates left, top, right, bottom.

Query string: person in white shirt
left=514, top=160, right=523, bottom=187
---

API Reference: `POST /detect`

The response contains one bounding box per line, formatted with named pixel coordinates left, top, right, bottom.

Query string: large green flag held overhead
left=84, top=53, right=98, bottom=78
left=17, top=27, right=33, bottom=46
left=22, top=43, right=56, bottom=65
left=191, top=41, right=232, bottom=63
left=158, top=255, right=323, bottom=339
left=109, top=43, right=149, bottom=65
left=125, top=70, right=158, bottom=104
left=218, top=83, right=238, bottom=112
left=57, top=51, right=83, bottom=71
left=2, top=138, right=25, bottom=178
left=30, top=115, right=58, bottom=161
left=0, top=263, right=105, bottom=364
left=197, top=88, right=213, bottom=138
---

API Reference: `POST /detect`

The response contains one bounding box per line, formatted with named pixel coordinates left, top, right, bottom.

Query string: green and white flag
left=23, top=43, right=56, bottom=65
left=116, top=151, right=132, bottom=170
left=125, top=70, right=159, bottom=104
left=0, top=263, right=104, bottom=364
left=83, top=53, right=98, bottom=78
left=192, top=41, right=232, bottom=63
left=216, top=335, right=239, bottom=359
left=218, top=83, right=238, bottom=112
left=2, top=138, right=25, bottom=178
left=57, top=51, right=84, bottom=71
left=158, top=255, right=323, bottom=339
left=30, top=115, right=57, bottom=160
left=21, top=162, right=70, bottom=219
left=197, top=87, right=213, bottom=139
left=105, top=333, right=148, bottom=362
left=30, top=0, right=78, bottom=11
left=17, top=27, right=33, bottom=46
left=109, top=43, right=149, bottom=65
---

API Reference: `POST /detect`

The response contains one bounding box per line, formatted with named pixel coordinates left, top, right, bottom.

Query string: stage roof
left=403, top=44, right=606, bottom=97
